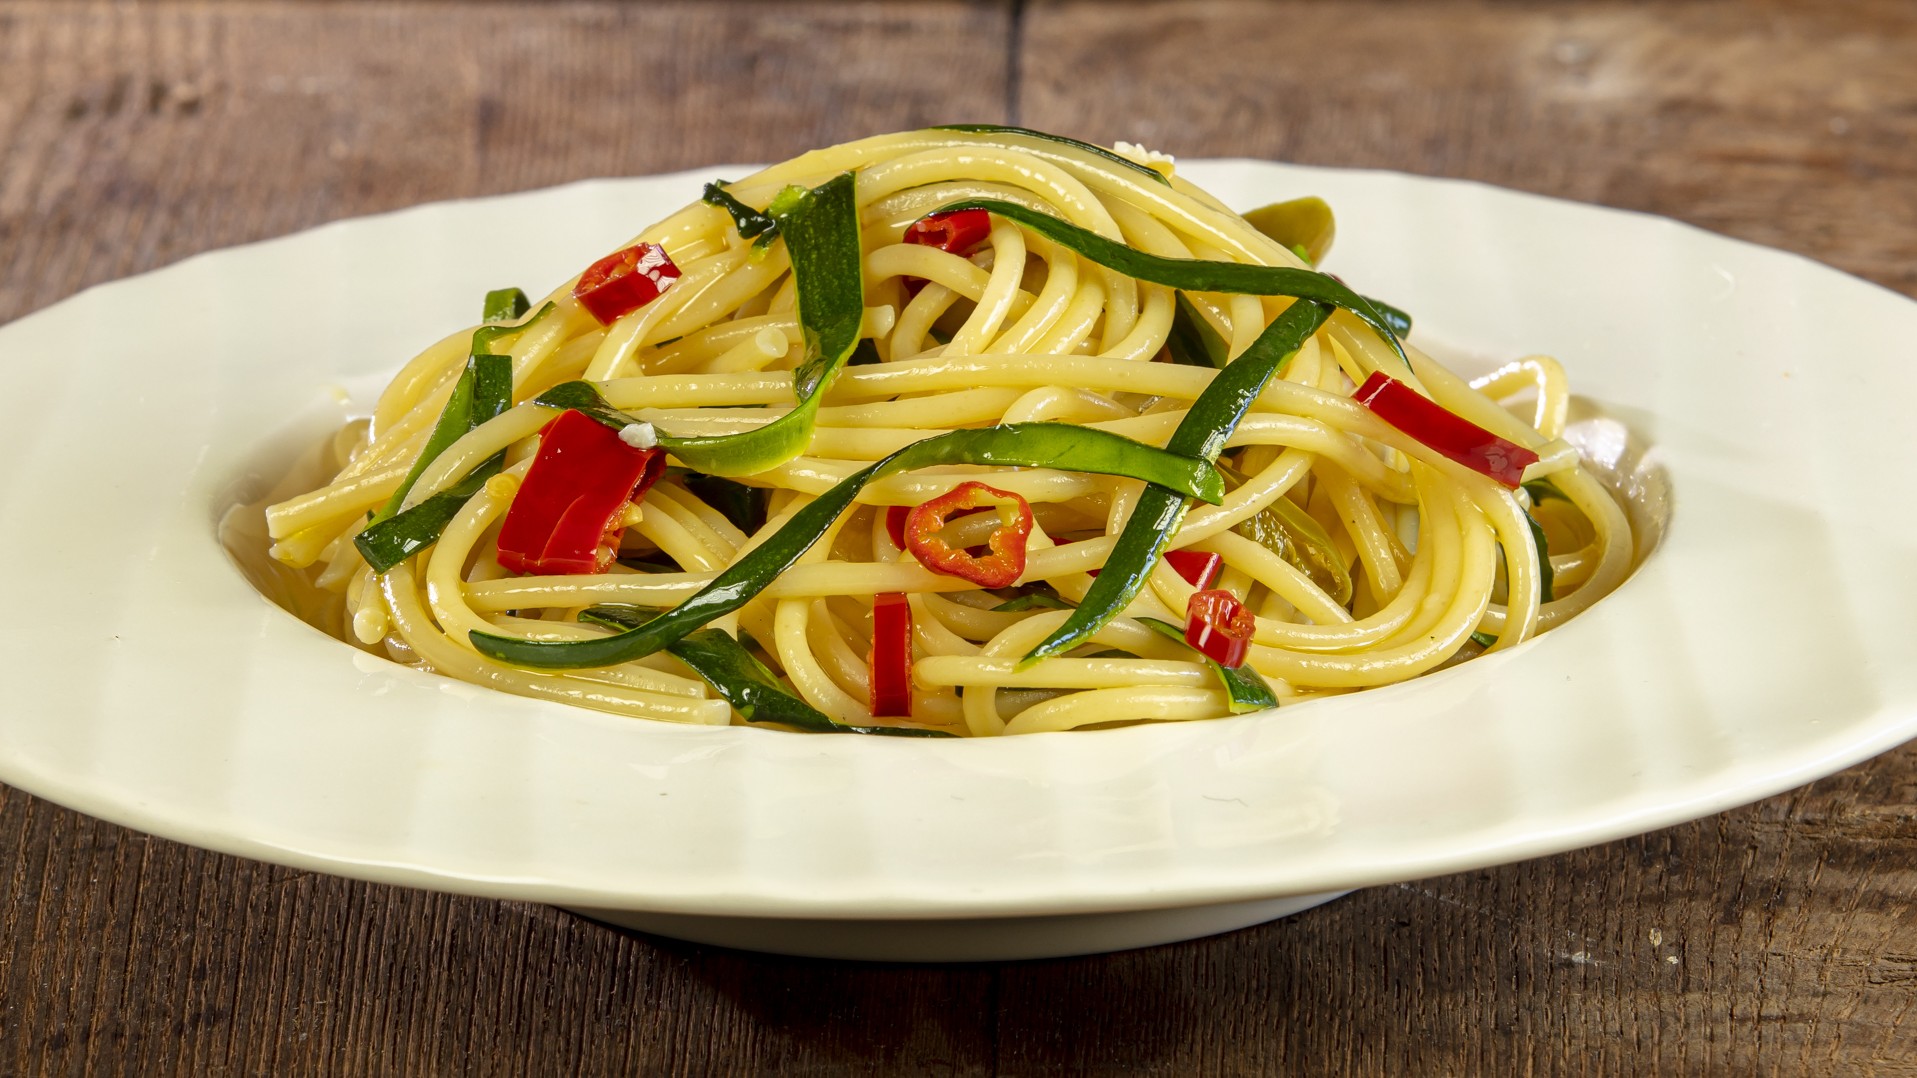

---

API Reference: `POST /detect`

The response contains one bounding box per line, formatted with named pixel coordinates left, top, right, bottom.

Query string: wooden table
left=3, top=1, right=1913, bottom=1072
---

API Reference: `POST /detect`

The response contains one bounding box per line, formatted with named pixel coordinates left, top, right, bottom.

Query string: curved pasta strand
left=264, top=129, right=1643, bottom=737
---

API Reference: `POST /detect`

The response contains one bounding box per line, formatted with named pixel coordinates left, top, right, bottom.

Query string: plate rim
left=2, top=159, right=1913, bottom=921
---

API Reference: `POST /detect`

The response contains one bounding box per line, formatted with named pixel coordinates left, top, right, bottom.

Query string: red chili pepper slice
left=495, top=410, right=667, bottom=575
left=899, top=209, right=993, bottom=296
left=885, top=501, right=1002, bottom=554
left=1184, top=589, right=1256, bottom=668
left=904, top=209, right=993, bottom=254
left=573, top=242, right=682, bottom=326
left=903, top=481, right=1033, bottom=588
left=1165, top=549, right=1223, bottom=590
left=884, top=505, right=910, bottom=550
left=1087, top=548, right=1222, bottom=590
left=869, top=592, right=913, bottom=717
left=1353, top=371, right=1539, bottom=489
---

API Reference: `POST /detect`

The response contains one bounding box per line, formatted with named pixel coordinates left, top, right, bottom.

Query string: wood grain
left=2, top=1, right=1914, bottom=1074
left=0, top=0, right=1012, bottom=325
left=1022, top=0, right=1917, bottom=298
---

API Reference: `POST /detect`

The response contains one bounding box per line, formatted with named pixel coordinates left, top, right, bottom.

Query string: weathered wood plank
left=0, top=0, right=1013, bottom=325
left=1020, top=0, right=1917, bottom=298
left=978, top=750, right=1917, bottom=1076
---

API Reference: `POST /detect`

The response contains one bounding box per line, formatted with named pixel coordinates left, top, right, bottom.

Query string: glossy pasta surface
left=265, top=128, right=1636, bottom=736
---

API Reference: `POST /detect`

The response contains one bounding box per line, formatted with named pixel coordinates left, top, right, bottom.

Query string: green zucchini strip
left=355, top=298, right=555, bottom=571
left=537, top=381, right=1220, bottom=505
left=931, top=124, right=1173, bottom=187
left=482, top=287, right=531, bottom=324
left=991, top=592, right=1076, bottom=613
left=471, top=422, right=1222, bottom=670
left=1220, top=462, right=1353, bottom=607
left=361, top=169, right=852, bottom=570
left=354, top=467, right=499, bottom=574
left=1165, top=293, right=1230, bottom=369
left=581, top=608, right=953, bottom=737
left=1136, top=617, right=1280, bottom=715
left=927, top=197, right=1405, bottom=365
left=657, top=171, right=863, bottom=476
left=369, top=298, right=554, bottom=525
left=1021, top=300, right=1332, bottom=667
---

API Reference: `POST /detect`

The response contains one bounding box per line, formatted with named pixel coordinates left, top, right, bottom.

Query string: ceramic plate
left=3, top=162, right=1913, bottom=961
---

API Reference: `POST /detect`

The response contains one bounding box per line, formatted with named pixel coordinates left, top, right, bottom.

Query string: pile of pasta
left=265, top=127, right=1636, bottom=737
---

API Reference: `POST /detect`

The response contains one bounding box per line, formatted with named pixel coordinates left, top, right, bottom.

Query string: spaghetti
left=264, top=127, right=1638, bottom=737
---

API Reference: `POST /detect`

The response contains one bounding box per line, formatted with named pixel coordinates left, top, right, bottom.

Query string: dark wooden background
left=3, top=1, right=1914, bottom=1073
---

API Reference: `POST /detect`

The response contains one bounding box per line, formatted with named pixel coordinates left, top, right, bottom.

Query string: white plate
left=3, top=162, right=1913, bottom=962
